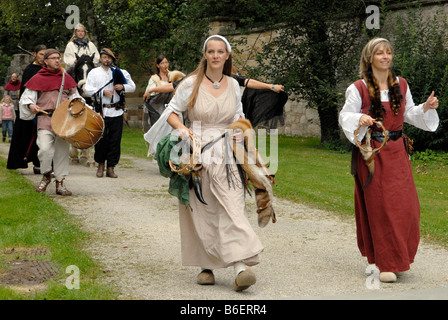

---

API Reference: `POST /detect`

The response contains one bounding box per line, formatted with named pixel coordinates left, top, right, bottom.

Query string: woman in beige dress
left=165, top=35, right=263, bottom=292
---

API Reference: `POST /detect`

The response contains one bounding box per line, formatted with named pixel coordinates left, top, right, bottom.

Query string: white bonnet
left=203, top=35, right=232, bottom=53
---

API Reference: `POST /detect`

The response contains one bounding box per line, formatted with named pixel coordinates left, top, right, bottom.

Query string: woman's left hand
left=232, top=129, right=244, bottom=143
left=272, top=84, right=284, bottom=93
left=423, top=91, right=439, bottom=112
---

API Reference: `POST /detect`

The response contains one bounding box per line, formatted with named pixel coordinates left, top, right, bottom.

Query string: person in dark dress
left=7, top=44, right=47, bottom=173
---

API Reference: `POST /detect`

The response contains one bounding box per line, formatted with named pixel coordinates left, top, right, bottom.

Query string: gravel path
left=1, top=142, right=447, bottom=300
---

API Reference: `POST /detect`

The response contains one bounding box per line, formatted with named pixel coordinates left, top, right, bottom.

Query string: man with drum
left=84, top=48, right=135, bottom=178
left=19, top=49, right=83, bottom=196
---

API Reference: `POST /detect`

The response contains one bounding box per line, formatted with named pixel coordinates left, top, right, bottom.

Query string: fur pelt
left=169, top=70, right=186, bottom=83
left=229, top=119, right=276, bottom=227
left=360, top=128, right=375, bottom=189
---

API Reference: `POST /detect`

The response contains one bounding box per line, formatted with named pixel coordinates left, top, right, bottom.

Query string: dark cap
left=44, top=49, right=61, bottom=59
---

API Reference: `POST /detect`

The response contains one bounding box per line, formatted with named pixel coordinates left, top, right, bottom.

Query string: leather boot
left=106, top=166, right=118, bottom=178
left=96, top=162, right=105, bottom=177
left=35, top=172, right=52, bottom=192
left=56, top=179, right=72, bottom=196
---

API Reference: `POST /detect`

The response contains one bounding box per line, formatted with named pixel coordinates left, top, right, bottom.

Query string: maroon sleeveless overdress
left=353, top=78, right=420, bottom=272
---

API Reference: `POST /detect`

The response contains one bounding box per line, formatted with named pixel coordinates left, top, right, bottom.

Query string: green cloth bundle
left=155, top=134, right=190, bottom=207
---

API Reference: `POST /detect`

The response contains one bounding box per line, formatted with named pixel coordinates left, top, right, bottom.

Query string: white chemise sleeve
left=143, top=76, right=193, bottom=155
left=403, top=85, right=439, bottom=131
left=18, top=88, right=38, bottom=120
left=338, top=83, right=368, bottom=145
left=231, top=77, right=245, bottom=121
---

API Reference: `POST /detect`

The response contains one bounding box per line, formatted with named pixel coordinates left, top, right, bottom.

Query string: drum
left=51, top=98, right=104, bottom=149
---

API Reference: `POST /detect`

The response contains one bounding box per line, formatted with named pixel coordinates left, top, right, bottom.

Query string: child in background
left=0, top=95, right=15, bottom=142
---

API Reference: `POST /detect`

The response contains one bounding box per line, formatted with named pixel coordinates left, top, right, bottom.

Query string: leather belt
left=371, top=129, right=402, bottom=143
left=103, top=103, right=119, bottom=109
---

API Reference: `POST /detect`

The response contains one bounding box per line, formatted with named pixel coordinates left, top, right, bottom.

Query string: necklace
left=205, top=74, right=224, bottom=89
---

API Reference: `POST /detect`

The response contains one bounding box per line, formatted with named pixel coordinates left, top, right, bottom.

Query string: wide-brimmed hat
left=100, top=48, right=116, bottom=61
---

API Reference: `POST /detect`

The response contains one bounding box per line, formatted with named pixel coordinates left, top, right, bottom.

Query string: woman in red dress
left=339, top=38, right=439, bottom=283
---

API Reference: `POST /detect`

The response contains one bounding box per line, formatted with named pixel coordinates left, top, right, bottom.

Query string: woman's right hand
left=29, top=104, right=42, bottom=114
left=167, top=112, right=192, bottom=140
left=143, top=91, right=151, bottom=101
left=359, top=114, right=375, bottom=127
left=177, top=127, right=192, bottom=140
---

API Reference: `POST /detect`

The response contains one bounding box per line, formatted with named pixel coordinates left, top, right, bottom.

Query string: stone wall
left=209, top=20, right=320, bottom=137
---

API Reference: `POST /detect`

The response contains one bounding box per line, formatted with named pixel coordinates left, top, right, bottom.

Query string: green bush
left=0, top=49, right=11, bottom=82
left=412, top=149, right=448, bottom=163
left=387, top=6, right=448, bottom=151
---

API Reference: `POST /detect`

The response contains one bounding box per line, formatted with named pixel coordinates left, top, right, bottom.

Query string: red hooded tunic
left=24, top=67, right=78, bottom=131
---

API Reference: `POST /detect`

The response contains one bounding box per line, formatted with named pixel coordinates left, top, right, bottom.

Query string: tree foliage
left=0, top=0, right=211, bottom=82
left=248, top=0, right=367, bottom=144
left=91, top=0, right=210, bottom=78
left=385, top=6, right=448, bottom=151
left=0, top=0, right=93, bottom=54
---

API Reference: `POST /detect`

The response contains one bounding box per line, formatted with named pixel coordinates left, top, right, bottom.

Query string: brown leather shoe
left=106, top=166, right=118, bottom=178
left=35, top=172, right=52, bottom=192
left=96, top=163, right=105, bottom=177
left=233, top=269, right=256, bottom=292
left=56, top=179, right=72, bottom=196
left=197, top=269, right=215, bottom=285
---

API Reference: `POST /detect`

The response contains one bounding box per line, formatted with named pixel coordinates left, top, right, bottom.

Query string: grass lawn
left=274, top=135, right=448, bottom=246
left=0, top=156, right=118, bottom=300
left=412, top=160, right=448, bottom=245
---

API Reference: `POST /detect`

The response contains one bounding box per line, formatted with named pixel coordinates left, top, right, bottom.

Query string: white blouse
left=84, top=67, right=136, bottom=117
left=145, top=74, right=169, bottom=97
left=63, top=41, right=100, bottom=69
left=143, top=75, right=244, bottom=155
left=339, top=79, right=439, bottom=145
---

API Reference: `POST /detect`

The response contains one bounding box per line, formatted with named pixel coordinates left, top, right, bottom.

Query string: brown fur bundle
left=360, top=129, right=376, bottom=189
left=229, top=119, right=276, bottom=227
left=169, top=70, right=186, bottom=83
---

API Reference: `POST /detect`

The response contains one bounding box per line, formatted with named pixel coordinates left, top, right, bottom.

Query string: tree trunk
left=307, top=23, right=340, bottom=144
left=317, top=100, right=340, bottom=144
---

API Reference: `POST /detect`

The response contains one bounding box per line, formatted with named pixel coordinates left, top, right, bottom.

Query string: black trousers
left=94, top=115, right=123, bottom=167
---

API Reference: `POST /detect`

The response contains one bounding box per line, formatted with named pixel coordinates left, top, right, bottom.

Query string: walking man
left=84, top=48, right=135, bottom=178
left=19, top=49, right=83, bottom=195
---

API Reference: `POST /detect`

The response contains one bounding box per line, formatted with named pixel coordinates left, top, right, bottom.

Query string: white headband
left=203, top=35, right=232, bottom=53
